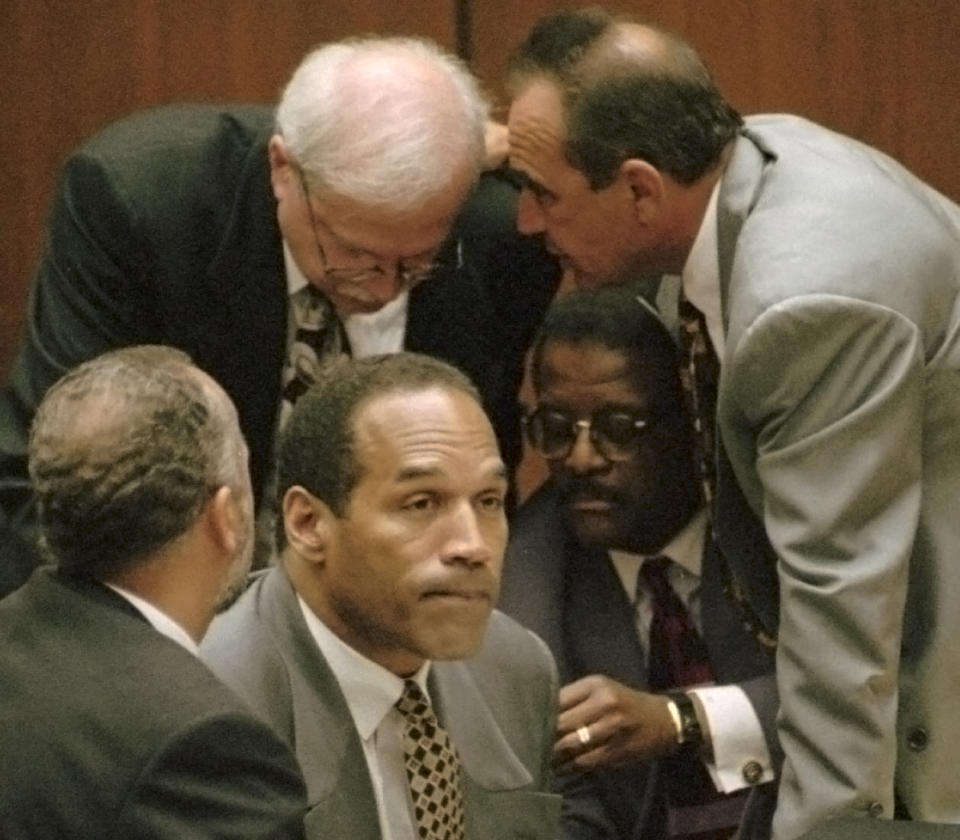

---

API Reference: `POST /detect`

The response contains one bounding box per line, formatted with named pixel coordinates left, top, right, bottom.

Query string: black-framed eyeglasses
left=296, top=167, right=461, bottom=291
left=524, top=406, right=650, bottom=462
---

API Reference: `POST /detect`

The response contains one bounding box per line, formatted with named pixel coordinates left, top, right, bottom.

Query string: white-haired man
left=0, top=36, right=559, bottom=595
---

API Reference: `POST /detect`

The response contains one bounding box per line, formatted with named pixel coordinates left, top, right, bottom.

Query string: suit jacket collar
left=256, top=568, right=533, bottom=805
left=716, top=127, right=778, bottom=334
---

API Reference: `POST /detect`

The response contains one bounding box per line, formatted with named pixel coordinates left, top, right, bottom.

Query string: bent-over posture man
left=0, top=34, right=559, bottom=595
left=506, top=8, right=960, bottom=838
left=0, top=346, right=307, bottom=839
left=202, top=352, right=561, bottom=840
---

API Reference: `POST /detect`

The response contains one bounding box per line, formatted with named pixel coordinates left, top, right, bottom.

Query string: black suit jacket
left=0, top=567, right=307, bottom=839
left=498, top=483, right=779, bottom=840
left=0, top=104, right=560, bottom=595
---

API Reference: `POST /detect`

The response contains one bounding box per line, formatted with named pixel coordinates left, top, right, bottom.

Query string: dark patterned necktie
left=396, top=680, right=465, bottom=840
left=280, top=284, right=345, bottom=419
left=638, top=556, right=714, bottom=691
left=676, top=292, right=719, bottom=508
left=676, top=293, right=777, bottom=653
left=639, top=558, right=745, bottom=840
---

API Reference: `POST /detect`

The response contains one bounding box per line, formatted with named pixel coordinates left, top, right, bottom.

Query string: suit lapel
left=566, top=547, right=647, bottom=688
left=716, top=127, right=776, bottom=334
left=258, top=569, right=382, bottom=839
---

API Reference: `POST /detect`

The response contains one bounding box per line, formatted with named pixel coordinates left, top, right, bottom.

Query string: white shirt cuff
left=688, top=684, right=774, bottom=792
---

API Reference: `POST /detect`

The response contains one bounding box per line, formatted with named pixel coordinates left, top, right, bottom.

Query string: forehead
left=507, top=79, right=573, bottom=176
left=351, top=387, right=505, bottom=482
left=316, top=177, right=470, bottom=259
left=538, top=341, right=651, bottom=405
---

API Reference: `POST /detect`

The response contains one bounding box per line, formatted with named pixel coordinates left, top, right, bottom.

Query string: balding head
left=275, top=36, right=488, bottom=213
left=509, top=8, right=742, bottom=188
left=29, top=346, right=251, bottom=580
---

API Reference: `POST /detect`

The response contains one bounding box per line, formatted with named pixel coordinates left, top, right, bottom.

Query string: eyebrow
left=394, top=462, right=508, bottom=484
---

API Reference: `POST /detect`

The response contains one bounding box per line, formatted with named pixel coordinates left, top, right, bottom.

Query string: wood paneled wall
left=3, top=0, right=958, bottom=384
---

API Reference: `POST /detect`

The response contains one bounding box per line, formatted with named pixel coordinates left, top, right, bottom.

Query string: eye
left=477, top=493, right=506, bottom=513
left=403, top=494, right=438, bottom=514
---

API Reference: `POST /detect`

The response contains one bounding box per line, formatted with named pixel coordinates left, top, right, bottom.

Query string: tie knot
left=396, top=679, right=432, bottom=719
left=638, top=555, right=674, bottom=600
left=677, top=293, right=703, bottom=326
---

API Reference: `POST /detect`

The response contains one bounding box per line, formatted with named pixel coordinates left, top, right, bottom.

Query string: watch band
left=666, top=692, right=703, bottom=747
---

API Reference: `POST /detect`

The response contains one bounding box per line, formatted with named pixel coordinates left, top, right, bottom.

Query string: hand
left=483, top=120, right=508, bottom=170
left=553, top=674, right=679, bottom=773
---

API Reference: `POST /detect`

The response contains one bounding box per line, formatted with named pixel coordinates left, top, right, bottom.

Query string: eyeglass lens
left=527, top=408, right=648, bottom=461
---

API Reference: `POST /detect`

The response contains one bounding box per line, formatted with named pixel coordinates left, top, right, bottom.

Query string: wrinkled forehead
left=316, top=183, right=468, bottom=259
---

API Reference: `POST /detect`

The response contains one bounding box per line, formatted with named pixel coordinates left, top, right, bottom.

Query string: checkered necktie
left=280, top=285, right=345, bottom=422
left=676, top=292, right=719, bottom=507
left=396, top=680, right=465, bottom=840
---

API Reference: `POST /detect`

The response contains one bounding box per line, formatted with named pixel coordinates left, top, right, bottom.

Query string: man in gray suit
left=201, top=352, right=561, bottom=840
left=504, top=8, right=960, bottom=840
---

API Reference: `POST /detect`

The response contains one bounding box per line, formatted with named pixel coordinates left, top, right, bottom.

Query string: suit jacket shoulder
left=202, top=568, right=561, bottom=840
left=0, top=568, right=306, bottom=840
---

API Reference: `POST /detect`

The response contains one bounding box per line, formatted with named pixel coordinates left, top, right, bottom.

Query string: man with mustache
left=202, top=352, right=561, bottom=840
left=499, top=288, right=777, bottom=840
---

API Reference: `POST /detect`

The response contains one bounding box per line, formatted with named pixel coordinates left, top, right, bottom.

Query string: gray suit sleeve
left=727, top=295, right=921, bottom=838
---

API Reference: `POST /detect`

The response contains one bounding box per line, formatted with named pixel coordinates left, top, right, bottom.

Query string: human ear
left=620, top=158, right=665, bottom=224
left=282, top=486, right=331, bottom=565
left=206, top=486, right=240, bottom=555
left=267, top=135, right=296, bottom=201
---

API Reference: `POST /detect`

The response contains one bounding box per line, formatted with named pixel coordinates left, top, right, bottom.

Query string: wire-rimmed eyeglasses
left=296, top=167, right=460, bottom=291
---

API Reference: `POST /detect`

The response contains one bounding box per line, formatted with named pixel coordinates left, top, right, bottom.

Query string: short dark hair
left=28, top=345, right=239, bottom=577
left=531, top=284, right=685, bottom=418
left=509, top=8, right=743, bottom=187
left=275, top=352, right=482, bottom=546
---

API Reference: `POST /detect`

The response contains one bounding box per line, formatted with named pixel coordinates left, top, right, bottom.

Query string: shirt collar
left=297, top=595, right=431, bottom=741
left=679, top=179, right=725, bottom=357
left=104, top=582, right=199, bottom=656
left=608, top=506, right=709, bottom=594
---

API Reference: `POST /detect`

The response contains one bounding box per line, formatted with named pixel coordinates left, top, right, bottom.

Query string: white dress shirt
left=284, top=242, right=407, bottom=359
left=104, top=583, right=199, bottom=656
left=298, top=596, right=425, bottom=840
left=608, top=509, right=773, bottom=792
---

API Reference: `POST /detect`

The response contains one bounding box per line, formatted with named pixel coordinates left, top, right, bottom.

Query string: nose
left=563, top=424, right=608, bottom=475
left=366, top=266, right=405, bottom=306
left=440, top=501, right=492, bottom=568
left=516, top=190, right=547, bottom=235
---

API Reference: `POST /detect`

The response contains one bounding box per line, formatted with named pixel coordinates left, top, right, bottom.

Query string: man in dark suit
left=0, top=35, right=559, bottom=596
left=504, top=9, right=960, bottom=837
left=202, top=352, right=561, bottom=839
left=499, top=288, right=777, bottom=840
left=0, top=345, right=307, bottom=839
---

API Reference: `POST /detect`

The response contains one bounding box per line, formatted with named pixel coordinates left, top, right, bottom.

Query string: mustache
left=556, top=478, right=631, bottom=507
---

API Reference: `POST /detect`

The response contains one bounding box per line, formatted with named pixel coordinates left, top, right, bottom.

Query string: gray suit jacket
left=712, top=115, right=960, bottom=838
left=499, top=484, right=778, bottom=840
left=201, top=567, right=562, bottom=840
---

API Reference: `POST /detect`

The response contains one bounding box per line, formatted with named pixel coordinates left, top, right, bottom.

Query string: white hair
left=275, top=36, right=489, bottom=212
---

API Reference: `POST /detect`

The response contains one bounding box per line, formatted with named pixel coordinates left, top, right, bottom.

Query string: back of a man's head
left=28, top=345, right=241, bottom=579
left=275, top=352, right=480, bottom=545
left=276, top=36, right=488, bottom=213
left=508, top=7, right=742, bottom=188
